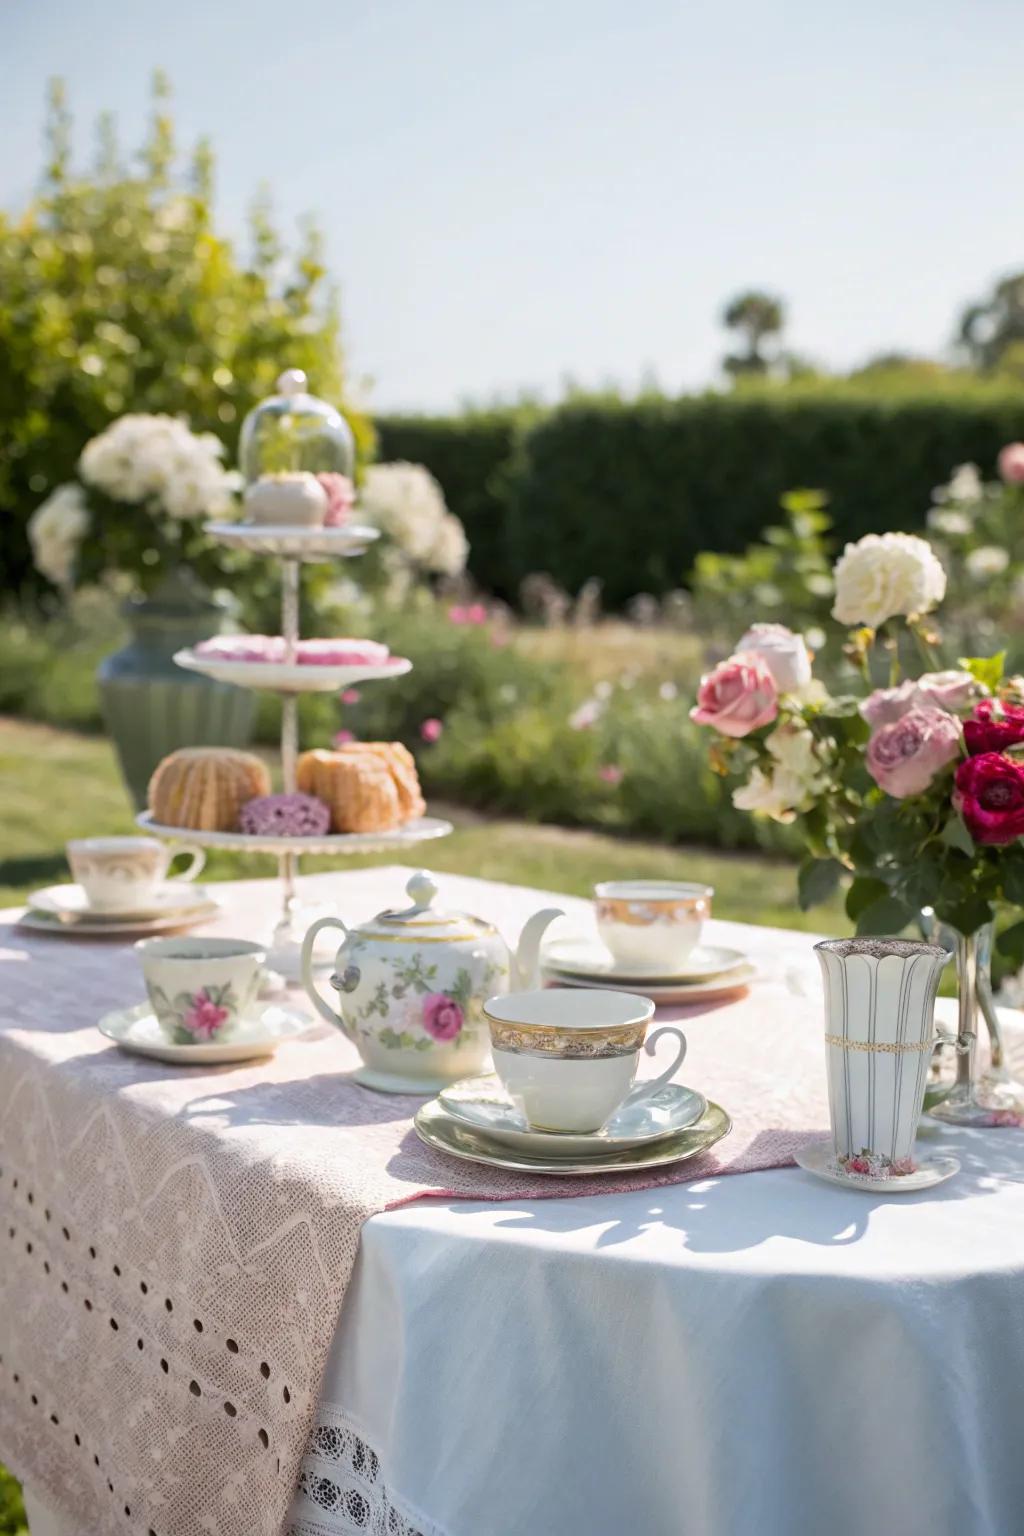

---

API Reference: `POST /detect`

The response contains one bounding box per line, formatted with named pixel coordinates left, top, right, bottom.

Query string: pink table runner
left=0, top=869, right=829, bottom=1536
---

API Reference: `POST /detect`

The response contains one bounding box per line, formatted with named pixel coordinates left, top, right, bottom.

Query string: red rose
left=953, top=753, right=1024, bottom=844
left=964, top=699, right=1024, bottom=756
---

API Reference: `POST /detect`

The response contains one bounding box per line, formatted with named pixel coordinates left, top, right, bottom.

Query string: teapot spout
left=513, top=908, right=563, bottom=990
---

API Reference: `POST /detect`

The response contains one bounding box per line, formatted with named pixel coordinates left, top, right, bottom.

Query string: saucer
left=542, top=937, right=747, bottom=984
left=542, top=965, right=757, bottom=1005
left=793, top=1138, right=960, bottom=1194
left=414, top=1097, right=731, bottom=1175
left=19, top=901, right=221, bottom=939
left=28, top=882, right=215, bottom=923
left=98, top=1001, right=312, bottom=1063
left=438, top=1074, right=707, bottom=1155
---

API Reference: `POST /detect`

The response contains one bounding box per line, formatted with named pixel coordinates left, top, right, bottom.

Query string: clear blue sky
left=2, top=0, right=1022, bottom=413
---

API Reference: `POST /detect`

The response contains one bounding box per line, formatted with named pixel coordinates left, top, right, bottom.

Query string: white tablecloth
left=285, top=873, right=1024, bottom=1536
left=16, top=868, right=1024, bottom=1536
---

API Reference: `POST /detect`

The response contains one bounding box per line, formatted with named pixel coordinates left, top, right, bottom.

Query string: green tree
left=958, top=271, right=1024, bottom=371
left=0, top=75, right=372, bottom=595
left=721, top=289, right=786, bottom=377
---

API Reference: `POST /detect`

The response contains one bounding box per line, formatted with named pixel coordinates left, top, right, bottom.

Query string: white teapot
left=300, top=871, right=563, bottom=1092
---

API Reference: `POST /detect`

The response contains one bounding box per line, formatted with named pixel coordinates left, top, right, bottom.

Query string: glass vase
left=927, top=921, right=1024, bottom=1127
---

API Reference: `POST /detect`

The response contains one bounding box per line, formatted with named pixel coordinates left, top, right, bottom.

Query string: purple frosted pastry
left=239, top=792, right=331, bottom=837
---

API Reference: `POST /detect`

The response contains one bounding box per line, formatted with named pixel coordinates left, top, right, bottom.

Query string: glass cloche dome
left=238, top=369, right=355, bottom=484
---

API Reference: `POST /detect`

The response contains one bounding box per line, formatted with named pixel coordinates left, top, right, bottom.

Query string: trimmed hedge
left=379, top=390, right=1024, bottom=607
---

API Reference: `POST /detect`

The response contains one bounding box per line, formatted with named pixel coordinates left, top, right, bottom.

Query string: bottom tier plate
left=136, top=811, right=453, bottom=855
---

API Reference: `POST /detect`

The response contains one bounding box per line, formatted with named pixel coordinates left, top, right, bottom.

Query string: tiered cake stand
left=137, top=519, right=452, bottom=977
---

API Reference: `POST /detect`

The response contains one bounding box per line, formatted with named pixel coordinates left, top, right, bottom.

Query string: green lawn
left=0, top=718, right=844, bottom=933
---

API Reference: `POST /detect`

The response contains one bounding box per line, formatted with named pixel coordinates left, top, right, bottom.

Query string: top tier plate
left=204, top=521, right=380, bottom=561
left=173, top=649, right=412, bottom=694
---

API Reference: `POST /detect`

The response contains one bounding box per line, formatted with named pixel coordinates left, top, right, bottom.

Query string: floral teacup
left=594, top=880, right=713, bottom=972
left=135, top=937, right=265, bottom=1045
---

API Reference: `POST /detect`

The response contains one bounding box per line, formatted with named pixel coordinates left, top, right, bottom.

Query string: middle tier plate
left=136, top=810, right=454, bottom=856
left=174, top=649, right=413, bottom=693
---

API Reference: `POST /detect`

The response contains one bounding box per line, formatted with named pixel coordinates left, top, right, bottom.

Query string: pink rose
left=866, top=707, right=961, bottom=799
left=182, top=989, right=229, bottom=1041
left=860, top=679, right=921, bottom=728
left=422, top=993, right=464, bottom=1041
left=861, top=671, right=981, bottom=727
left=690, top=652, right=778, bottom=739
left=340, top=688, right=361, bottom=705
left=420, top=718, right=443, bottom=743
left=998, top=443, right=1024, bottom=485
left=599, top=764, right=624, bottom=785
left=316, top=473, right=355, bottom=527
left=333, top=728, right=356, bottom=745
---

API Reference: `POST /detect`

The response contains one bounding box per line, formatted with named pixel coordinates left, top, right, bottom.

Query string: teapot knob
left=406, top=870, right=439, bottom=910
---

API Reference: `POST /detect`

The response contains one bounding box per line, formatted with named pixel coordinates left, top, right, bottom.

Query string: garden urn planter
left=98, top=569, right=256, bottom=808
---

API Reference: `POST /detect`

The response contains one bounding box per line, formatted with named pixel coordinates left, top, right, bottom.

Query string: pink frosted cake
left=195, top=636, right=392, bottom=667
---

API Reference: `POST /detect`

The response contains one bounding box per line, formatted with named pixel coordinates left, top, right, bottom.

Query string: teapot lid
left=361, top=871, right=497, bottom=942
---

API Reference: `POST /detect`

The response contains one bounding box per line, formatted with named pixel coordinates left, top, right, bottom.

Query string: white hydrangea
left=965, top=545, right=1010, bottom=579
left=732, top=722, right=828, bottom=824
left=358, top=462, right=468, bottom=576
left=28, top=483, right=90, bottom=587
left=832, top=532, right=946, bottom=629
left=78, top=414, right=239, bottom=520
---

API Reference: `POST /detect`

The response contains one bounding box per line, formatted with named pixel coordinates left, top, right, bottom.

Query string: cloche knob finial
left=276, top=368, right=308, bottom=396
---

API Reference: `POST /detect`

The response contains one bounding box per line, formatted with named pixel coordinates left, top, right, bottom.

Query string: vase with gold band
left=815, top=937, right=950, bottom=1173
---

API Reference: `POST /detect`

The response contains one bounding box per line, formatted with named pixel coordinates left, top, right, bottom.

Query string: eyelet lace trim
left=289, top=1407, right=445, bottom=1536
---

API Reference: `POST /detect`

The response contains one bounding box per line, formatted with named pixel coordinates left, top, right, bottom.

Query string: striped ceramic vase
left=815, top=938, right=950, bottom=1171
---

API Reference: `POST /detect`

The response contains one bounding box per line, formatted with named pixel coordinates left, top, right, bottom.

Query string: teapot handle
left=301, top=916, right=353, bottom=1037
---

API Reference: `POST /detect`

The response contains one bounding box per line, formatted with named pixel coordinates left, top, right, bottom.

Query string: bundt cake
left=337, top=742, right=427, bottom=821
left=148, top=748, right=271, bottom=832
left=297, top=749, right=402, bottom=833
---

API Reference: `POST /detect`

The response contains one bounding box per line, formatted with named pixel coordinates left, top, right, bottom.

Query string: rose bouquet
left=27, top=413, right=241, bottom=594
left=690, top=528, right=1024, bottom=1122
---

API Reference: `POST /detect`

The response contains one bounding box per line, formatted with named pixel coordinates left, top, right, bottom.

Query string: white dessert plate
left=414, top=1097, right=731, bottom=1175
left=542, top=964, right=758, bottom=1004
left=174, top=649, right=412, bottom=694
left=437, top=1074, right=707, bottom=1154
left=18, top=901, right=220, bottom=939
left=793, top=1139, right=960, bottom=1194
left=28, top=882, right=216, bottom=924
left=542, top=937, right=748, bottom=984
left=136, top=811, right=453, bottom=857
left=98, top=1001, right=312, bottom=1064
left=204, top=521, right=379, bottom=561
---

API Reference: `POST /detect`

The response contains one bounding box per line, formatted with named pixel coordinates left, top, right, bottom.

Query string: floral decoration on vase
left=689, top=526, right=1024, bottom=1126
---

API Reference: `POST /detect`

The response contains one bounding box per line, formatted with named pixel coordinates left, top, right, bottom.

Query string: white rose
left=942, top=463, right=983, bottom=504
left=965, top=545, right=1010, bottom=580
left=28, top=483, right=90, bottom=587
left=732, top=722, right=827, bottom=824
left=736, top=623, right=812, bottom=694
left=831, top=532, right=946, bottom=629
left=927, top=508, right=971, bottom=537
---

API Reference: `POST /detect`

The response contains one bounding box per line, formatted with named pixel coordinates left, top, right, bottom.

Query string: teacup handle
left=166, top=842, right=206, bottom=883
left=632, top=1024, right=687, bottom=1099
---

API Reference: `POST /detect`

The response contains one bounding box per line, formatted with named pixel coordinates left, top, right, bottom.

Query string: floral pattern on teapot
left=344, top=940, right=505, bottom=1054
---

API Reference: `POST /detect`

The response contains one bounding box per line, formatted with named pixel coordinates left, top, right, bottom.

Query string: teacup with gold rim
left=483, top=988, right=687, bottom=1133
left=594, top=879, right=713, bottom=972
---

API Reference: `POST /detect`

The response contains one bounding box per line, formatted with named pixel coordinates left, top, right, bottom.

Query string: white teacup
left=594, top=880, right=713, bottom=972
left=136, top=936, right=266, bottom=1044
left=483, top=988, right=687, bottom=1133
left=67, top=836, right=205, bottom=912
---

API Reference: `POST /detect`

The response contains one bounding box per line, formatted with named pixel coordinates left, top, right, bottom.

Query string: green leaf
left=845, top=876, right=889, bottom=922
left=855, top=894, right=914, bottom=936
left=997, top=919, right=1024, bottom=967
left=940, top=815, right=976, bottom=856
left=798, top=857, right=843, bottom=911
left=958, top=652, right=1005, bottom=692
left=1002, top=854, right=1024, bottom=908
left=931, top=892, right=994, bottom=937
